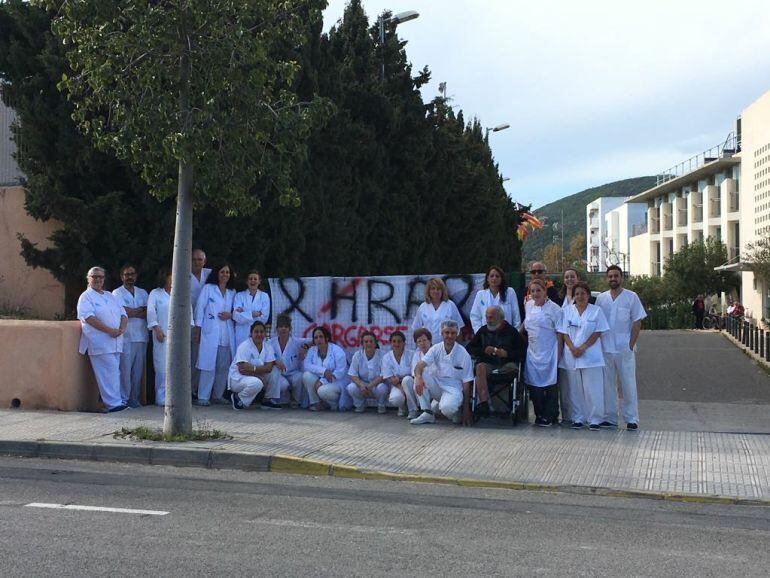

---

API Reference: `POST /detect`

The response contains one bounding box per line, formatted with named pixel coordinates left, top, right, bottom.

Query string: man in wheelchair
left=466, top=305, right=527, bottom=418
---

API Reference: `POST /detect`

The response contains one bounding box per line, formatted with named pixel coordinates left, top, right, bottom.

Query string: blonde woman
left=411, top=277, right=465, bottom=345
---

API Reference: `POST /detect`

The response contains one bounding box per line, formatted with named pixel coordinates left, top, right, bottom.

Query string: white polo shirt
left=228, top=338, right=276, bottom=383
left=348, top=349, right=384, bottom=382
left=595, top=289, right=646, bottom=353
left=77, top=288, right=127, bottom=355
left=558, top=303, right=609, bottom=369
left=421, top=341, right=474, bottom=393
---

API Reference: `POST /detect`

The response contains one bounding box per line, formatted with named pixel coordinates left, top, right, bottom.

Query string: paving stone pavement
left=1, top=406, right=769, bottom=501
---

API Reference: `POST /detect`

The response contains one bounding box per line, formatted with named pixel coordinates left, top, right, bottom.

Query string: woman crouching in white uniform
left=522, top=278, right=562, bottom=427
left=303, top=326, right=349, bottom=411
left=228, top=321, right=276, bottom=410
left=558, top=281, right=609, bottom=431
left=347, top=331, right=386, bottom=413
left=382, top=331, right=416, bottom=417
left=401, top=328, right=436, bottom=419
left=267, top=314, right=306, bottom=408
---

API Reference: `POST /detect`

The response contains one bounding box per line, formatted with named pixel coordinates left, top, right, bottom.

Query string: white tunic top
left=267, top=335, right=305, bottom=376
left=303, top=343, right=348, bottom=385
left=421, top=342, right=474, bottom=393
left=77, top=288, right=127, bottom=355
left=558, top=303, right=609, bottom=370
left=410, top=349, right=436, bottom=380
left=112, top=286, right=149, bottom=343
left=147, top=288, right=194, bottom=372
left=190, top=268, right=212, bottom=310
left=469, top=287, right=522, bottom=333
left=194, top=284, right=236, bottom=371
left=411, top=300, right=465, bottom=344
left=381, top=349, right=413, bottom=381
left=228, top=338, right=276, bottom=383
left=233, top=289, right=271, bottom=346
left=348, top=349, right=384, bottom=382
left=522, top=299, right=561, bottom=387
left=595, top=289, right=647, bottom=353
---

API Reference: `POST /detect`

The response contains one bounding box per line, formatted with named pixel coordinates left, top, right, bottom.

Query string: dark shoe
left=626, top=423, right=638, bottom=431
left=599, top=421, right=615, bottom=428
left=231, top=392, right=244, bottom=411
left=107, top=405, right=128, bottom=413
left=588, top=423, right=600, bottom=431
left=571, top=422, right=584, bottom=429
left=474, top=401, right=490, bottom=418
left=535, top=417, right=551, bottom=427
left=260, top=400, right=282, bottom=411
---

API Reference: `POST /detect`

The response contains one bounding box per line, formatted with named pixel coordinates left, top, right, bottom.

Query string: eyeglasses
left=529, top=269, right=545, bottom=274
left=89, top=275, right=105, bottom=279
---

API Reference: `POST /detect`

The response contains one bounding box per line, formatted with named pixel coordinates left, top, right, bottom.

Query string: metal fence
left=725, top=315, right=770, bottom=362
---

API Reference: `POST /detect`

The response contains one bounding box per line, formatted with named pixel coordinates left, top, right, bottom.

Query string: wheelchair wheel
left=702, top=316, right=713, bottom=330
left=512, top=380, right=529, bottom=426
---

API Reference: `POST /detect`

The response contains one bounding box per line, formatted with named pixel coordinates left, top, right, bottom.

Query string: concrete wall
left=0, top=320, right=102, bottom=411
left=0, top=186, right=65, bottom=319
left=629, top=233, right=651, bottom=276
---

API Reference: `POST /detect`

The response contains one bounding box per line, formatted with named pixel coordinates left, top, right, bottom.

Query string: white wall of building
left=604, top=202, right=647, bottom=273
left=586, top=197, right=625, bottom=272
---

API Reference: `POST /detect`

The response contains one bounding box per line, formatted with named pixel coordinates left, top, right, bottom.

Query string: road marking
left=25, top=503, right=169, bottom=516
left=249, top=518, right=414, bottom=536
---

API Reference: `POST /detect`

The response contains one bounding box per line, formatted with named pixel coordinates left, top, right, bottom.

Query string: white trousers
left=154, top=371, right=166, bottom=406
left=602, top=350, right=639, bottom=425
left=198, top=345, right=232, bottom=402
left=393, top=377, right=420, bottom=413
left=303, top=371, right=342, bottom=410
left=407, top=374, right=462, bottom=419
left=346, top=381, right=389, bottom=409
left=557, top=368, right=572, bottom=422
left=264, top=366, right=295, bottom=402
left=275, top=370, right=304, bottom=404
left=566, top=366, right=604, bottom=426
left=228, top=375, right=265, bottom=407
left=89, top=352, right=123, bottom=410
left=119, top=341, right=146, bottom=407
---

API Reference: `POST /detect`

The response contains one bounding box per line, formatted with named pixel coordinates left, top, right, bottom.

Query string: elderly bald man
left=524, top=261, right=561, bottom=306
left=466, top=305, right=526, bottom=417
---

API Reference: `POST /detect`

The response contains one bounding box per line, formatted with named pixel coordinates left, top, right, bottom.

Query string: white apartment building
left=627, top=88, right=770, bottom=322
left=604, top=201, right=647, bottom=275
left=586, top=197, right=624, bottom=272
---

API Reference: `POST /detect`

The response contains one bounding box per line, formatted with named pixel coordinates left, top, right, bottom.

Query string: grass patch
left=114, top=420, right=231, bottom=442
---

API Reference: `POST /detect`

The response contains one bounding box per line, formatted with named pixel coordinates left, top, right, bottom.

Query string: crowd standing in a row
left=76, top=253, right=646, bottom=430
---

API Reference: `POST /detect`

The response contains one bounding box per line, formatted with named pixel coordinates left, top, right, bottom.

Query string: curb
left=1, top=440, right=768, bottom=507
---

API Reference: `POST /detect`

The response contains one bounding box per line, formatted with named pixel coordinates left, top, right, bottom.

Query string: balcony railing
left=710, top=197, right=721, bottom=218
left=729, top=191, right=740, bottom=212
left=589, top=217, right=599, bottom=229
left=650, top=218, right=660, bottom=234
left=655, top=132, right=740, bottom=186
left=631, top=223, right=648, bottom=236
left=663, top=215, right=673, bottom=230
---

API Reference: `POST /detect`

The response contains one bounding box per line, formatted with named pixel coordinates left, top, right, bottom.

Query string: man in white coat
left=595, top=265, right=647, bottom=430
left=190, top=248, right=212, bottom=395
left=113, top=264, right=148, bottom=407
left=77, top=267, right=128, bottom=412
left=410, top=319, right=474, bottom=426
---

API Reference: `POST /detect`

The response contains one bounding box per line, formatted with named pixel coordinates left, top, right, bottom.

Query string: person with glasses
left=524, top=262, right=561, bottom=306
left=112, top=264, right=149, bottom=408
left=77, top=267, right=129, bottom=412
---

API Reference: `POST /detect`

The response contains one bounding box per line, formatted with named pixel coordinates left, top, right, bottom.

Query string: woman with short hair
left=401, top=328, right=435, bottom=420
left=302, top=326, right=349, bottom=411
left=194, top=264, right=237, bottom=405
left=346, top=331, right=386, bottom=413
left=411, top=277, right=465, bottom=345
left=267, top=314, right=306, bottom=408
left=382, top=331, right=416, bottom=417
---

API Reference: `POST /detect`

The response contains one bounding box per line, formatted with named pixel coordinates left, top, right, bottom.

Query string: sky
left=323, top=0, right=770, bottom=209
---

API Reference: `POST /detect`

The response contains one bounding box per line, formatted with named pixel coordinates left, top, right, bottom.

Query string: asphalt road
left=1, top=457, right=769, bottom=577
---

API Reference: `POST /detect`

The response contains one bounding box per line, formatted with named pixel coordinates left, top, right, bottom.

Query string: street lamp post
left=379, top=10, right=420, bottom=80
left=485, top=123, right=510, bottom=138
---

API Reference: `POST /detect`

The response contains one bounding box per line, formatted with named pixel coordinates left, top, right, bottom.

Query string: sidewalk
left=1, top=406, right=769, bottom=505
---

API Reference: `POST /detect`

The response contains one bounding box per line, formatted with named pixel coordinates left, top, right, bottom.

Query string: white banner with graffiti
left=268, top=274, right=485, bottom=355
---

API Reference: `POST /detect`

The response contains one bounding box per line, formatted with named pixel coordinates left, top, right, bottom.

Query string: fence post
left=761, top=329, right=765, bottom=359
left=744, top=321, right=750, bottom=347
left=755, top=325, right=760, bottom=354
left=766, top=331, right=770, bottom=362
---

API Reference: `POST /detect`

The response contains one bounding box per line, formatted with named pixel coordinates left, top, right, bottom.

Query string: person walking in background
left=194, top=264, right=237, bottom=406
left=112, top=264, right=148, bottom=408
left=77, top=267, right=128, bottom=413
left=692, top=294, right=706, bottom=330
left=522, top=279, right=562, bottom=426
left=595, top=265, right=647, bottom=431
left=470, top=265, right=521, bottom=333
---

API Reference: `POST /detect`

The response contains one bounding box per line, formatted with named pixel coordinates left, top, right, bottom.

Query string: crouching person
left=347, top=331, right=387, bottom=413
left=228, top=321, right=276, bottom=410
left=303, top=326, right=349, bottom=411
left=409, top=320, right=474, bottom=426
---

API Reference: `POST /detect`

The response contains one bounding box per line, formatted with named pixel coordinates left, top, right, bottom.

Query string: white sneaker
left=410, top=411, right=436, bottom=425
left=397, top=407, right=406, bottom=417
left=407, top=410, right=419, bottom=419
left=354, top=405, right=366, bottom=413
left=377, top=405, right=387, bottom=414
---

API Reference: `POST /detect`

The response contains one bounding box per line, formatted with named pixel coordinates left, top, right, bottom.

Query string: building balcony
left=729, top=191, right=739, bottom=212
left=589, top=217, right=599, bottom=229
left=631, top=223, right=648, bottom=236
left=709, top=197, right=721, bottom=218
left=663, top=215, right=673, bottom=230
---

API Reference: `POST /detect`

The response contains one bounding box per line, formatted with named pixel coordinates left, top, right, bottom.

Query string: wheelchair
left=470, top=359, right=528, bottom=426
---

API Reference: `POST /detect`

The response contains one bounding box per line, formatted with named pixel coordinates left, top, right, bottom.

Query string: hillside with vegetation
left=522, top=176, right=657, bottom=266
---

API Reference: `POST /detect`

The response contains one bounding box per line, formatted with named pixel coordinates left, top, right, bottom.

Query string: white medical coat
left=228, top=338, right=276, bottom=383
left=348, top=349, right=384, bottom=382
left=267, top=335, right=305, bottom=376
left=112, top=286, right=149, bottom=343
left=147, top=288, right=193, bottom=373
left=190, top=268, right=212, bottom=310
left=523, top=299, right=561, bottom=387
left=382, top=349, right=413, bottom=380
left=595, top=289, right=647, bottom=353
left=232, top=289, right=271, bottom=346
left=469, top=287, right=521, bottom=333
left=303, top=343, right=349, bottom=385
left=77, top=288, right=127, bottom=355
left=194, top=284, right=236, bottom=371
left=558, top=303, right=609, bottom=370
left=421, top=342, right=474, bottom=393
left=411, top=301, right=465, bottom=344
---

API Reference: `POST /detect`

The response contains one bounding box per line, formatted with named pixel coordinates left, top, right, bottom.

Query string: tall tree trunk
left=164, top=28, right=193, bottom=436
